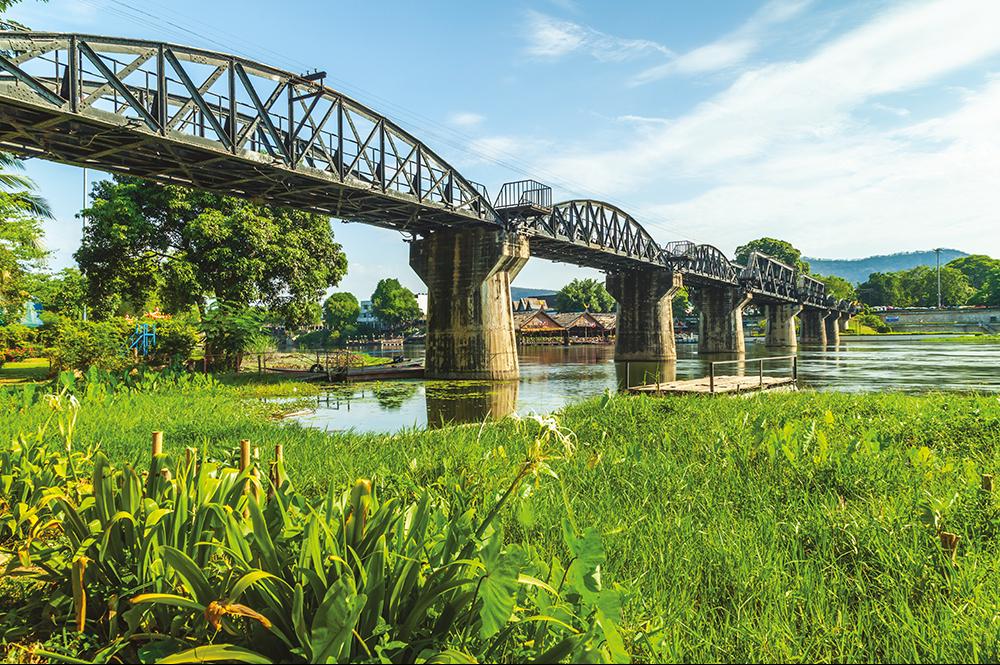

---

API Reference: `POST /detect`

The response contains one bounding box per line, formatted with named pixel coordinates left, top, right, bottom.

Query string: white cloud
left=522, top=10, right=672, bottom=62
left=448, top=112, right=485, bottom=128
left=527, top=0, right=1000, bottom=259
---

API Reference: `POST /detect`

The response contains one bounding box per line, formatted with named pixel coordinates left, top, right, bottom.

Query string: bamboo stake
left=940, top=531, right=960, bottom=563
left=151, top=431, right=163, bottom=459
left=239, top=439, right=250, bottom=472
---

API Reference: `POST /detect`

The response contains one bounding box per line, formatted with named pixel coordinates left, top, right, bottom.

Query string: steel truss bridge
left=0, top=33, right=852, bottom=313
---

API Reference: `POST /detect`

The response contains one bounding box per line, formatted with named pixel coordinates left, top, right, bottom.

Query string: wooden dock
left=628, top=354, right=799, bottom=396
left=628, top=374, right=796, bottom=395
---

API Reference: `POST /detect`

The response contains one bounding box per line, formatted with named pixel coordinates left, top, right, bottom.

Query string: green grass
left=921, top=334, right=1000, bottom=344
left=1, top=382, right=998, bottom=662
left=0, top=357, right=49, bottom=385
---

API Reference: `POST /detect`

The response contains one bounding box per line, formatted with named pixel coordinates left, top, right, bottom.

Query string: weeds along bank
left=1, top=373, right=999, bottom=662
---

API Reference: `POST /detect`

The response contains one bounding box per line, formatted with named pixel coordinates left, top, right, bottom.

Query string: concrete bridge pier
left=692, top=287, right=752, bottom=354
left=839, top=315, right=851, bottom=333
left=825, top=311, right=842, bottom=346
left=799, top=307, right=828, bottom=346
left=410, top=227, right=529, bottom=380
left=764, top=303, right=802, bottom=348
left=606, top=270, right=683, bottom=361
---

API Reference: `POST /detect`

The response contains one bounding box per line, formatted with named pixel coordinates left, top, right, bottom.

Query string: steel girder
left=0, top=32, right=496, bottom=233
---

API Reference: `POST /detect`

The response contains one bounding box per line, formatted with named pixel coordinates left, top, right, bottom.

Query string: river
left=290, top=336, right=1000, bottom=434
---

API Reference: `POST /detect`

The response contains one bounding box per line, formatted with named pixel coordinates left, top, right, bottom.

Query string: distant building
left=357, top=300, right=380, bottom=327
left=512, top=309, right=616, bottom=345
left=513, top=297, right=549, bottom=312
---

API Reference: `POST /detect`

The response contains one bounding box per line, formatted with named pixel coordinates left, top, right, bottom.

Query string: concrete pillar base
left=692, top=286, right=751, bottom=354
left=825, top=311, right=841, bottom=346
left=839, top=315, right=851, bottom=333
left=764, top=303, right=802, bottom=348
left=410, top=227, right=529, bottom=380
left=799, top=308, right=828, bottom=346
left=607, top=270, right=683, bottom=362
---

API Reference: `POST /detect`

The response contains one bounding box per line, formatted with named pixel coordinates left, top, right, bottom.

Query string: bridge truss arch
left=0, top=32, right=497, bottom=232
left=514, top=199, right=676, bottom=271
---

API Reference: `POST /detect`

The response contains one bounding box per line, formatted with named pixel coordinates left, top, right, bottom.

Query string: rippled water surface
left=290, top=336, right=1000, bottom=434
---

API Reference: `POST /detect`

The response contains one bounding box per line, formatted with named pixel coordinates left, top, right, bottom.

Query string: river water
left=290, top=336, right=1000, bottom=434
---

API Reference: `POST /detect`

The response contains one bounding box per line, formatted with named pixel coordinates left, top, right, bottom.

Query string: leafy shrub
left=145, top=316, right=200, bottom=365
left=46, top=318, right=133, bottom=372
left=201, top=305, right=272, bottom=371
left=857, top=312, right=891, bottom=333
left=0, top=323, right=34, bottom=367
left=1, top=411, right=624, bottom=663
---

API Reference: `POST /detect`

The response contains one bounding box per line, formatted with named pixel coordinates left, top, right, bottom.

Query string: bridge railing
left=709, top=354, right=798, bottom=394
left=494, top=179, right=553, bottom=211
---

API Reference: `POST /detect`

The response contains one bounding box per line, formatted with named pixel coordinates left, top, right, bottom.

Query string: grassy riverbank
left=1, top=378, right=998, bottom=662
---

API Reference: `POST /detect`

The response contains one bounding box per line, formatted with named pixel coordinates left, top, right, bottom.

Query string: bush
left=856, top=312, right=891, bottom=333
left=47, top=318, right=133, bottom=372
left=145, top=316, right=200, bottom=365
left=0, top=323, right=36, bottom=367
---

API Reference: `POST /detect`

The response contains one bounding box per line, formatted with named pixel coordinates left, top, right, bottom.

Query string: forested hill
left=804, top=249, right=968, bottom=284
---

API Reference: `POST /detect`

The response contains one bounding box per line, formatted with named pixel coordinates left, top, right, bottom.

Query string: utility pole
left=935, top=247, right=942, bottom=309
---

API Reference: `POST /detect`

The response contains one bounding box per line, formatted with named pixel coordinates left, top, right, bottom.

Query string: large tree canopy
left=370, top=278, right=421, bottom=330
left=76, top=176, right=347, bottom=327
left=554, top=278, right=615, bottom=312
left=323, top=292, right=360, bottom=339
left=735, top=237, right=810, bottom=274
left=816, top=274, right=856, bottom=301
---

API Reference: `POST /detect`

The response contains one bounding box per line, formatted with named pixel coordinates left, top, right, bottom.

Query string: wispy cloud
left=631, top=0, right=812, bottom=84
left=522, top=10, right=673, bottom=62
left=528, top=0, right=1000, bottom=257
left=448, top=112, right=485, bottom=128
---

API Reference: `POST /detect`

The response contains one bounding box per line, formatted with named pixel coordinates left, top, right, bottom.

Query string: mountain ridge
left=803, top=249, right=968, bottom=284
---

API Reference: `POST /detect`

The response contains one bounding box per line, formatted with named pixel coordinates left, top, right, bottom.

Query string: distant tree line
left=857, top=255, right=1000, bottom=307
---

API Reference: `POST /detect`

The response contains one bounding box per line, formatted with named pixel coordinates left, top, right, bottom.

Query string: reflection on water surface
left=289, top=337, right=1000, bottom=434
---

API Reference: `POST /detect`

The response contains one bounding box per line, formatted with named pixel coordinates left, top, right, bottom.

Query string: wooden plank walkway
left=628, top=375, right=797, bottom=396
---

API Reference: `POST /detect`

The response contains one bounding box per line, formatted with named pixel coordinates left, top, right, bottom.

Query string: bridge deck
left=628, top=375, right=797, bottom=395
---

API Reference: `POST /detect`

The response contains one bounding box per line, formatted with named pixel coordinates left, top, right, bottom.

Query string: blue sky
left=9, top=0, right=1000, bottom=299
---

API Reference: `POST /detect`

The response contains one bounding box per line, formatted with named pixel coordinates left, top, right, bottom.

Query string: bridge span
left=0, top=33, right=855, bottom=379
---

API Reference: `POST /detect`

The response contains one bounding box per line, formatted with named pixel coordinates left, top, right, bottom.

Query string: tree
left=76, top=176, right=347, bottom=327
left=735, top=237, right=810, bottom=273
left=24, top=268, right=88, bottom=318
left=857, top=272, right=904, bottom=307
left=370, top=279, right=421, bottom=331
left=816, top=274, right=856, bottom=301
left=0, top=154, right=51, bottom=323
left=323, top=292, right=361, bottom=341
left=554, top=278, right=616, bottom=312
left=948, top=254, right=1000, bottom=305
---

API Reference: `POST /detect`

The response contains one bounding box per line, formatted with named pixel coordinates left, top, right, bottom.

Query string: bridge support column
left=764, top=303, right=802, bottom=348
left=692, top=287, right=752, bottom=354
left=410, top=227, right=529, bottom=380
left=839, top=315, right=851, bottom=333
left=606, top=270, right=683, bottom=361
left=825, top=311, right=842, bottom=346
left=799, top=307, right=827, bottom=345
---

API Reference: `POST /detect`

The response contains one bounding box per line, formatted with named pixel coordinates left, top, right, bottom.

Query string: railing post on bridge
left=709, top=362, right=715, bottom=394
